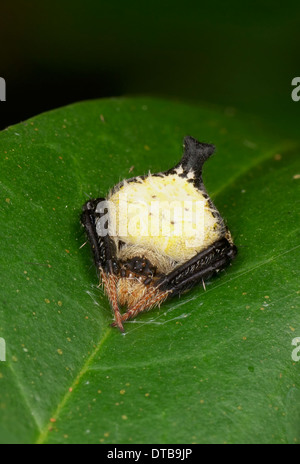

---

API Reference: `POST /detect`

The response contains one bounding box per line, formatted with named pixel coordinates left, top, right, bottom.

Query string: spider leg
left=155, top=237, right=237, bottom=296
left=81, top=199, right=124, bottom=332
left=113, top=237, right=236, bottom=326
left=111, top=286, right=170, bottom=327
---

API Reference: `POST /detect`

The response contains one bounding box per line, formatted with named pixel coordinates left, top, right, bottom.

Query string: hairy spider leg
left=112, top=237, right=236, bottom=326
left=156, top=237, right=237, bottom=296
left=99, top=270, right=123, bottom=331
left=81, top=199, right=124, bottom=332
left=111, top=286, right=170, bottom=327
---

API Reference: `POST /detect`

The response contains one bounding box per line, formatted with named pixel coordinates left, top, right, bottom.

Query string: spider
left=81, top=136, right=237, bottom=332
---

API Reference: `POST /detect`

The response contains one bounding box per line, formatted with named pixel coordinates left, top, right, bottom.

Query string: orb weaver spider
left=81, top=136, right=237, bottom=331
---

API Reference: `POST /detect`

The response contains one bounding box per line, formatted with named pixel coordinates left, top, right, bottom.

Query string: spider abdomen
left=109, top=172, right=225, bottom=265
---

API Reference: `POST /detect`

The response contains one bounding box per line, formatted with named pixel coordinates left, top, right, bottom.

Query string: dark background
left=0, top=0, right=300, bottom=136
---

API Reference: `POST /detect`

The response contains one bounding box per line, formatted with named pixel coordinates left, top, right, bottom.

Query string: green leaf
left=0, top=97, right=299, bottom=444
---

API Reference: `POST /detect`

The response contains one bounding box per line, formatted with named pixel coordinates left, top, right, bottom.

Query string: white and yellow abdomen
left=109, top=172, right=224, bottom=264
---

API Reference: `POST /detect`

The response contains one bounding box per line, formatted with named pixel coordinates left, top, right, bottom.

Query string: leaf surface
left=0, top=98, right=299, bottom=444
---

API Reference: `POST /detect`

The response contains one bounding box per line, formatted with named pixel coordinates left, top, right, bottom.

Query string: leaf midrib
left=35, top=327, right=111, bottom=444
